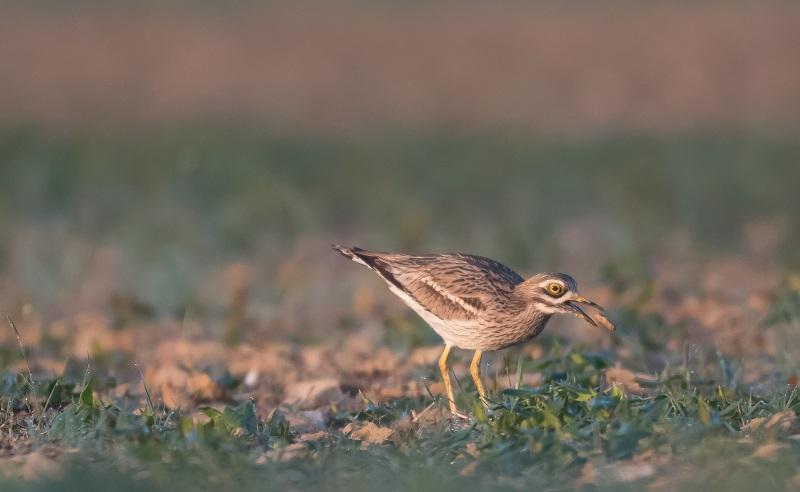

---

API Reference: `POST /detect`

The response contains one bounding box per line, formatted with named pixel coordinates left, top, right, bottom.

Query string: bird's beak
left=564, top=300, right=597, bottom=327
left=566, top=296, right=616, bottom=332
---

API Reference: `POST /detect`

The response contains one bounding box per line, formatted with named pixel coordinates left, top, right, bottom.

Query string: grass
left=0, top=338, right=798, bottom=491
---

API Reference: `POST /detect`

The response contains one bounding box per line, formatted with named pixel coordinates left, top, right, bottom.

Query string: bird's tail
left=331, top=244, right=372, bottom=268
left=332, top=245, right=411, bottom=296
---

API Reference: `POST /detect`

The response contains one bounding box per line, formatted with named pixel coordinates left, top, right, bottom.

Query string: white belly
left=387, top=284, right=482, bottom=349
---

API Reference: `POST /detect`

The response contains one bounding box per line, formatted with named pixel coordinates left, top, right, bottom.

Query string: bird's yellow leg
left=470, top=350, right=488, bottom=406
left=438, top=344, right=458, bottom=414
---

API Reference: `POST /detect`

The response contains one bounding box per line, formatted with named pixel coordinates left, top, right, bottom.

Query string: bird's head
left=516, top=273, right=615, bottom=331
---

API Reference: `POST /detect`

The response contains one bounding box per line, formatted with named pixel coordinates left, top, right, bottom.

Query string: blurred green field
left=3, top=129, right=800, bottom=309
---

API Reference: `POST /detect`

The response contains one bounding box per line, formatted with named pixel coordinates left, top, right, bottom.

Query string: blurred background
left=1, top=1, right=799, bottom=387
left=3, top=4, right=800, bottom=489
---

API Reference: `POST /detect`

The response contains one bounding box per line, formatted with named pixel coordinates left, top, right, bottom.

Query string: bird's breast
left=472, top=307, right=551, bottom=351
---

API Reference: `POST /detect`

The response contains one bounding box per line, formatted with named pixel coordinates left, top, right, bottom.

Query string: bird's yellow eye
left=547, top=283, right=564, bottom=296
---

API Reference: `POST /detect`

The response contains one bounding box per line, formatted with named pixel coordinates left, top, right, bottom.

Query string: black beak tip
left=567, top=301, right=597, bottom=327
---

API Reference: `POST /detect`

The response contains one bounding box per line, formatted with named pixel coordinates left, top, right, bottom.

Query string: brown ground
left=1, top=3, right=800, bottom=135
left=1, top=230, right=797, bottom=425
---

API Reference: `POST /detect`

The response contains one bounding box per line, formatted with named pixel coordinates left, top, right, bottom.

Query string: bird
left=333, top=245, right=615, bottom=415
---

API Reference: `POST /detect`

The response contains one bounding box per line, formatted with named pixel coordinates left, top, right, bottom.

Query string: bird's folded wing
left=342, top=249, right=524, bottom=322
left=399, top=274, right=486, bottom=320
left=390, top=254, right=524, bottom=321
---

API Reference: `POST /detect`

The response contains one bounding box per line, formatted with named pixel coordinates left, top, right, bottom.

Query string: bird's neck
left=503, top=292, right=553, bottom=342
left=523, top=307, right=552, bottom=335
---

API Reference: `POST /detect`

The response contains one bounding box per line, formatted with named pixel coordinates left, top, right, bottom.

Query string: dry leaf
left=263, top=443, right=308, bottom=462
left=765, top=410, right=797, bottom=432
left=283, top=379, right=342, bottom=409
left=380, top=387, right=405, bottom=399
left=345, top=422, right=394, bottom=444
left=576, top=461, right=597, bottom=488
left=297, top=431, right=329, bottom=442
left=459, top=461, right=477, bottom=477
left=613, top=462, right=655, bottom=483
left=646, top=477, right=672, bottom=491
left=742, top=410, right=797, bottom=434
left=751, top=442, right=788, bottom=460
left=20, top=451, right=62, bottom=481
left=160, top=383, right=189, bottom=410
left=187, top=372, right=223, bottom=401
left=741, top=417, right=767, bottom=433
left=285, top=410, right=327, bottom=434
left=605, top=366, right=654, bottom=395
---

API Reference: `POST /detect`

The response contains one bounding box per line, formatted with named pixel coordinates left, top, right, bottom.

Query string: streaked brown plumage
left=333, top=245, right=615, bottom=415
